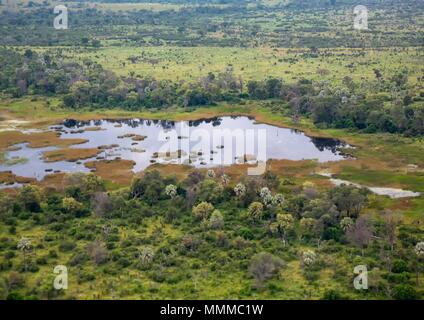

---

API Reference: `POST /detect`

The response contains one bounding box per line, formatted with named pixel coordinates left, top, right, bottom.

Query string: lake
left=0, top=116, right=351, bottom=183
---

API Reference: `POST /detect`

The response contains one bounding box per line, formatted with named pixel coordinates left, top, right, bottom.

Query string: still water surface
left=0, top=116, right=350, bottom=181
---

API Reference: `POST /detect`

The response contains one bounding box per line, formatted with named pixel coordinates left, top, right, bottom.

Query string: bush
left=238, top=227, right=254, bottom=240
left=249, top=252, right=285, bottom=288
left=59, top=241, right=76, bottom=252
left=19, top=185, right=42, bottom=213
left=322, top=289, right=345, bottom=300
left=247, top=202, right=264, bottom=221
left=192, top=202, right=214, bottom=221
left=392, top=259, right=409, bottom=273
left=7, top=292, right=25, bottom=300
left=36, top=256, right=48, bottom=265
left=393, top=284, right=418, bottom=300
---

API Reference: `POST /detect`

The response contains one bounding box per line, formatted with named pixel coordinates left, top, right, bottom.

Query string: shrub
left=19, top=185, right=42, bottom=212
left=247, top=202, right=264, bottom=222
left=59, top=241, right=76, bottom=252
left=62, top=197, right=84, bottom=216
left=209, top=210, right=224, bottom=229
left=238, top=227, right=254, bottom=240
left=192, top=202, right=214, bottom=221
left=249, top=252, right=285, bottom=288
left=322, top=289, right=345, bottom=300
left=393, top=284, right=418, bottom=300
left=392, top=259, right=409, bottom=273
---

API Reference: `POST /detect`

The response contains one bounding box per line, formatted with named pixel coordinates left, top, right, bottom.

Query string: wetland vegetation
left=0, top=0, right=422, bottom=301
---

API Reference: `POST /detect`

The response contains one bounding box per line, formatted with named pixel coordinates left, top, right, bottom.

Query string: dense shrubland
left=0, top=169, right=422, bottom=299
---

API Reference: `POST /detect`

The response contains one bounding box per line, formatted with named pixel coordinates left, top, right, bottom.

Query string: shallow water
left=330, top=178, right=421, bottom=199
left=317, top=172, right=421, bottom=199
left=0, top=116, right=350, bottom=182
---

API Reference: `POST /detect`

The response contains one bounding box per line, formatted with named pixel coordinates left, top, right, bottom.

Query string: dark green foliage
left=392, top=260, right=410, bottom=274
left=393, top=284, right=418, bottom=300
left=130, top=170, right=166, bottom=205
left=322, top=289, right=346, bottom=300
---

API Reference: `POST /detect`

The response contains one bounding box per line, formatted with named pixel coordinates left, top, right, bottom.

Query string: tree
left=192, top=202, right=214, bottom=221
left=138, top=247, right=155, bottom=266
left=301, top=250, right=317, bottom=268
left=234, top=183, right=246, bottom=198
left=390, top=71, right=408, bottom=88
left=83, top=173, right=105, bottom=195
left=185, top=169, right=204, bottom=187
left=416, top=242, right=424, bottom=256
left=285, top=195, right=308, bottom=219
left=340, top=217, right=354, bottom=232
left=17, top=237, right=31, bottom=272
left=271, top=213, right=294, bottom=244
left=415, top=242, right=424, bottom=287
left=86, top=240, right=108, bottom=265
left=206, top=169, right=216, bottom=178
left=130, top=170, right=165, bottom=204
left=249, top=252, right=284, bottom=288
left=247, top=81, right=266, bottom=99
left=92, top=192, right=113, bottom=218
left=63, top=94, right=76, bottom=108
left=19, top=185, right=41, bottom=212
left=209, top=210, right=224, bottom=229
left=62, top=197, right=84, bottom=216
left=259, top=187, right=273, bottom=207
left=311, top=96, right=339, bottom=125
left=383, top=211, right=399, bottom=251
left=198, top=179, right=223, bottom=204
left=299, top=217, right=317, bottom=240
left=221, top=174, right=230, bottom=186
left=346, top=216, right=373, bottom=255
left=272, top=193, right=285, bottom=207
left=109, top=189, right=128, bottom=218
left=165, top=184, right=178, bottom=199
left=247, top=202, right=264, bottom=222
left=0, top=193, right=13, bottom=219
left=330, top=185, right=367, bottom=218
left=265, top=78, right=283, bottom=98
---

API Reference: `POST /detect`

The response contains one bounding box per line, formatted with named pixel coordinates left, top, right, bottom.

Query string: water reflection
left=1, top=116, right=351, bottom=181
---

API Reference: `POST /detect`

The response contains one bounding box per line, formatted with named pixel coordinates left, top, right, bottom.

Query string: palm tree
left=138, top=247, right=155, bottom=266
left=17, top=237, right=31, bottom=271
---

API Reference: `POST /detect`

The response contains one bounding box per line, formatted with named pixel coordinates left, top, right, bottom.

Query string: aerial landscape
left=0, top=0, right=423, bottom=301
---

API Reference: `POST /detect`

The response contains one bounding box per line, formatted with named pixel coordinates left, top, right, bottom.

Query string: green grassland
left=61, top=46, right=424, bottom=84
left=13, top=45, right=422, bottom=93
